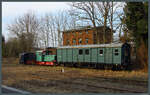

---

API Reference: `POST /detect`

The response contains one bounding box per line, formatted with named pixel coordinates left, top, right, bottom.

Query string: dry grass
left=2, top=58, right=148, bottom=81
left=2, top=58, right=148, bottom=93
left=137, top=41, right=148, bottom=72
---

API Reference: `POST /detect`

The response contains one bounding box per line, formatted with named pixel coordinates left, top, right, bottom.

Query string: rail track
left=23, top=74, right=147, bottom=93
left=87, top=76, right=148, bottom=87
left=51, top=79, right=146, bottom=93
left=3, top=63, right=147, bottom=93
left=31, top=65, right=148, bottom=86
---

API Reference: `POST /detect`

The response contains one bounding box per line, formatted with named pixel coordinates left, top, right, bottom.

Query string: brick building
left=63, top=26, right=114, bottom=46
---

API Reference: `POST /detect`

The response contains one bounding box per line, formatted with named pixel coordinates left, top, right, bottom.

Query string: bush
left=137, top=40, right=148, bottom=72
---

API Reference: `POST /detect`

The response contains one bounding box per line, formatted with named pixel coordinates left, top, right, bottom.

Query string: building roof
left=61, top=26, right=115, bottom=33
left=57, top=43, right=124, bottom=49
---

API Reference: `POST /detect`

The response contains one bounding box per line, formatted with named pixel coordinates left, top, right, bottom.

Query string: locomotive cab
left=35, top=47, right=57, bottom=66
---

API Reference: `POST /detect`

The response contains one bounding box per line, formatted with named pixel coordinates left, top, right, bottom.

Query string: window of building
left=66, top=32, right=69, bottom=36
left=79, top=49, right=83, bottom=55
left=73, top=39, right=76, bottom=44
left=99, top=49, right=103, bottom=56
left=114, top=49, right=119, bottom=56
left=85, top=38, right=88, bottom=44
left=93, top=33, right=97, bottom=44
left=85, top=30, right=88, bottom=34
left=66, top=39, right=70, bottom=45
left=85, top=49, right=89, bottom=55
left=79, top=32, right=82, bottom=35
left=72, top=32, right=75, bottom=36
left=79, top=38, right=82, bottom=44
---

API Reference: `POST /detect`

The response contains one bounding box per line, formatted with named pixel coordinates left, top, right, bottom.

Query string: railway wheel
left=120, top=65, right=125, bottom=70
left=101, top=64, right=105, bottom=69
left=73, top=63, right=77, bottom=67
left=104, top=65, right=108, bottom=70
left=112, top=65, right=117, bottom=71
left=76, top=63, right=81, bottom=68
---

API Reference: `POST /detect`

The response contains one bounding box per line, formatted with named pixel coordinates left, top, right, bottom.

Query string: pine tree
left=124, top=2, right=148, bottom=71
left=124, top=2, right=148, bottom=47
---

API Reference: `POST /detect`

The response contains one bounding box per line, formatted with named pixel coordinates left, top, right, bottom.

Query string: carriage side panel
left=78, top=48, right=84, bottom=62
left=105, top=48, right=113, bottom=64
left=67, top=48, right=73, bottom=62
left=113, top=47, right=122, bottom=64
left=62, top=49, right=67, bottom=62
left=97, top=48, right=105, bottom=63
left=73, top=48, right=78, bottom=62
left=57, top=49, right=62, bottom=62
left=91, top=48, right=98, bottom=63
left=84, top=48, right=90, bottom=62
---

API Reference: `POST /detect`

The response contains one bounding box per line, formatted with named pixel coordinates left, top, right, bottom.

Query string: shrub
left=137, top=40, right=148, bottom=72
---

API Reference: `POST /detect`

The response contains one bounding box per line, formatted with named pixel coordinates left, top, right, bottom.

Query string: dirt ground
left=2, top=58, right=148, bottom=93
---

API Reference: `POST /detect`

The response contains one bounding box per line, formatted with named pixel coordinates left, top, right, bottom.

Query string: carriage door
left=123, top=45, right=131, bottom=65
left=113, top=48, right=121, bottom=64
left=78, top=49, right=84, bottom=62
left=105, top=48, right=113, bottom=64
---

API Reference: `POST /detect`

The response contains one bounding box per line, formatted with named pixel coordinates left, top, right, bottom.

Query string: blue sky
left=2, top=2, right=70, bottom=40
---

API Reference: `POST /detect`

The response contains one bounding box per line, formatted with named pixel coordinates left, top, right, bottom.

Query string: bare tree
left=39, top=13, right=55, bottom=48
left=39, top=10, right=70, bottom=47
left=54, top=10, right=70, bottom=46
left=67, top=14, right=78, bottom=30
left=69, top=2, right=97, bottom=27
left=69, top=2, right=110, bottom=44
left=69, top=2, right=101, bottom=45
left=95, top=2, right=110, bottom=44
left=7, top=11, right=40, bottom=52
left=69, top=2, right=124, bottom=44
left=107, top=2, right=125, bottom=42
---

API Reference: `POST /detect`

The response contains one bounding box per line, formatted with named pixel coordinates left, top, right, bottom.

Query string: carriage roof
left=57, top=43, right=124, bottom=49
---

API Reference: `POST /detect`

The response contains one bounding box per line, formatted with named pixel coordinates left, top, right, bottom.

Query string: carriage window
left=46, top=51, right=52, bottom=55
left=85, top=49, right=89, bottom=55
left=39, top=52, right=42, bottom=56
left=79, top=49, right=83, bottom=55
left=46, top=51, right=48, bottom=55
left=115, top=49, right=119, bottom=56
left=42, top=52, right=46, bottom=55
left=115, top=49, right=118, bottom=52
left=99, top=50, right=103, bottom=55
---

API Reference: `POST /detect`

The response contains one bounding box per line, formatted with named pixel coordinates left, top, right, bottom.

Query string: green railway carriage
left=57, top=43, right=131, bottom=69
